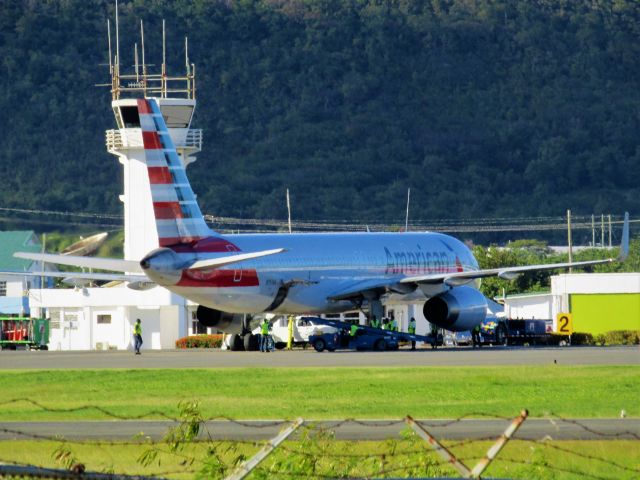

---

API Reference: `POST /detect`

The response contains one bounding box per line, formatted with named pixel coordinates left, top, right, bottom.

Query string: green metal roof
left=0, top=231, right=41, bottom=271
left=497, top=291, right=552, bottom=300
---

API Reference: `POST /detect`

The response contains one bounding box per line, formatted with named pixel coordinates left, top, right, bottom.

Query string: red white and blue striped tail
left=138, top=98, right=214, bottom=247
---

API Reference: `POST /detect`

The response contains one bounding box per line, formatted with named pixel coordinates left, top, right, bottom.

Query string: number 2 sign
left=556, top=313, right=573, bottom=335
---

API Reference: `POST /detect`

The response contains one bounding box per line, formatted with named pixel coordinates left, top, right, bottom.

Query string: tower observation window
left=120, top=107, right=141, bottom=128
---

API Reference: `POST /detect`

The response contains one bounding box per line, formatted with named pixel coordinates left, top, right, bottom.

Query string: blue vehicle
left=306, top=316, right=438, bottom=352
left=309, top=329, right=399, bottom=352
left=463, top=317, right=550, bottom=346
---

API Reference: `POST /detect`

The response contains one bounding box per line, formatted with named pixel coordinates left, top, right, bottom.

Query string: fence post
left=405, top=415, right=472, bottom=477
left=225, top=418, right=304, bottom=480
left=469, top=409, right=529, bottom=478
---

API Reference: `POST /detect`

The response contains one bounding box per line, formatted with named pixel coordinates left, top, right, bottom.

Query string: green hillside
left=1, top=0, right=638, bottom=228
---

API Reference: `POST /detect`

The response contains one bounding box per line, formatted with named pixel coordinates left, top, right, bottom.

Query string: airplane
left=12, top=98, right=630, bottom=337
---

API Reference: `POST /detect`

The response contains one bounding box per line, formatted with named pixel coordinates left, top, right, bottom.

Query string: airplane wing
left=330, top=212, right=630, bottom=299
left=0, top=271, right=147, bottom=283
left=401, top=212, right=630, bottom=287
left=13, top=252, right=142, bottom=273
left=401, top=257, right=619, bottom=287
left=328, top=278, right=415, bottom=301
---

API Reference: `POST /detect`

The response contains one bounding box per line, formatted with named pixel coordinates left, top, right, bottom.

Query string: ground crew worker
left=472, top=324, right=482, bottom=349
left=389, top=315, right=397, bottom=332
left=38, top=321, right=46, bottom=349
left=349, top=323, right=359, bottom=337
left=430, top=322, right=438, bottom=349
left=408, top=317, right=417, bottom=350
left=260, top=319, right=271, bottom=352
left=133, top=318, right=143, bottom=355
left=370, top=315, right=380, bottom=329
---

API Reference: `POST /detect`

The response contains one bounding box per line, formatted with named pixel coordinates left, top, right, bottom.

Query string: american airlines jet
left=15, top=99, right=630, bottom=335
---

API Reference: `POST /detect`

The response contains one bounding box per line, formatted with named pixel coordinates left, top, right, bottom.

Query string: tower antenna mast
left=114, top=0, right=121, bottom=99
left=141, top=20, right=147, bottom=97
left=134, top=43, right=139, bottom=81
left=107, top=19, right=112, bottom=75
left=162, top=19, right=166, bottom=98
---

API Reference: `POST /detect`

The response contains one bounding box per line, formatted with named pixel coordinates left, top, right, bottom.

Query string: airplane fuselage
left=161, top=231, right=479, bottom=314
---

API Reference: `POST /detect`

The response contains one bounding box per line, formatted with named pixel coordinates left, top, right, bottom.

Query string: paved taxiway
left=0, top=345, right=637, bottom=369
left=1, top=418, right=638, bottom=441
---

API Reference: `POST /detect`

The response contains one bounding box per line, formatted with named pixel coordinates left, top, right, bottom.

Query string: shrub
left=569, top=332, right=595, bottom=345
left=594, top=330, right=640, bottom=346
left=562, top=330, right=639, bottom=346
left=175, top=334, right=224, bottom=349
left=546, top=334, right=566, bottom=346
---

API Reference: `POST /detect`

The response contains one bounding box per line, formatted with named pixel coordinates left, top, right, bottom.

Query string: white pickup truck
left=253, top=316, right=338, bottom=349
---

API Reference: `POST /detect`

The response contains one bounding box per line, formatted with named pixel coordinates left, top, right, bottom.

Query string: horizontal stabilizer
left=14, top=252, right=142, bottom=273
left=0, top=270, right=148, bottom=284
left=188, top=248, right=287, bottom=270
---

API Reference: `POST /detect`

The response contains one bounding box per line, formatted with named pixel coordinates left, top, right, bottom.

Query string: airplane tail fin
left=138, top=98, right=214, bottom=247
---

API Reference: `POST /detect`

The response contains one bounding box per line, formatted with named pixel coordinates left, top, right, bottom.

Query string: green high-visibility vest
left=390, top=320, right=397, bottom=331
left=133, top=323, right=142, bottom=335
left=408, top=321, right=416, bottom=334
left=371, top=319, right=379, bottom=328
left=261, top=322, right=270, bottom=335
left=350, top=324, right=358, bottom=336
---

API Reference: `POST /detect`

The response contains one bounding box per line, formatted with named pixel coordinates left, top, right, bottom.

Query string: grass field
left=1, top=365, right=638, bottom=478
left=0, top=365, right=638, bottom=420
left=1, top=439, right=638, bottom=479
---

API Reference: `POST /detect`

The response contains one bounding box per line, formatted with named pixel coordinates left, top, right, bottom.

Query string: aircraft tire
left=229, top=334, right=245, bottom=351
left=313, top=338, right=326, bottom=352
left=243, top=334, right=259, bottom=351
left=373, top=339, right=386, bottom=351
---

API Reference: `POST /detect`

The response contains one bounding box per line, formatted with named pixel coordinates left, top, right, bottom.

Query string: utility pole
left=405, top=188, right=411, bottom=232
left=608, top=214, right=612, bottom=248
left=601, top=214, right=605, bottom=247
left=567, top=209, right=573, bottom=273
left=40, top=233, right=46, bottom=290
left=591, top=214, right=595, bottom=247
left=286, top=188, right=292, bottom=234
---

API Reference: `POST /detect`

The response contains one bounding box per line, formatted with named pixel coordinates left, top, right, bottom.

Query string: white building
left=30, top=288, right=193, bottom=351
left=501, top=292, right=553, bottom=321
left=503, top=272, right=640, bottom=334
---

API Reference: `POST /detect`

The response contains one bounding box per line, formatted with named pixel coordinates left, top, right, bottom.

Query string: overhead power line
left=0, top=206, right=634, bottom=235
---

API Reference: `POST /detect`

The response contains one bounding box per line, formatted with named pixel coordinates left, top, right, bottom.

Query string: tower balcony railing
left=106, top=128, right=202, bottom=153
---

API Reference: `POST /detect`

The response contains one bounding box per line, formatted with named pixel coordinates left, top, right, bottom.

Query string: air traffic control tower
left=26, top=20, right=202, bottom=350
left=104, top=21, right=202, bottom=263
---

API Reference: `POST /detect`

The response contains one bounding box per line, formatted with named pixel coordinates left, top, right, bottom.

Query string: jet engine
left=422, top=286, right=487, bottom=332
left=196, top=305, right=252, bottom=335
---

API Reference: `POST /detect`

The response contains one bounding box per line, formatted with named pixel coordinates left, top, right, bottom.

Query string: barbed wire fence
left=0, top=399, right=638, bottom=479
